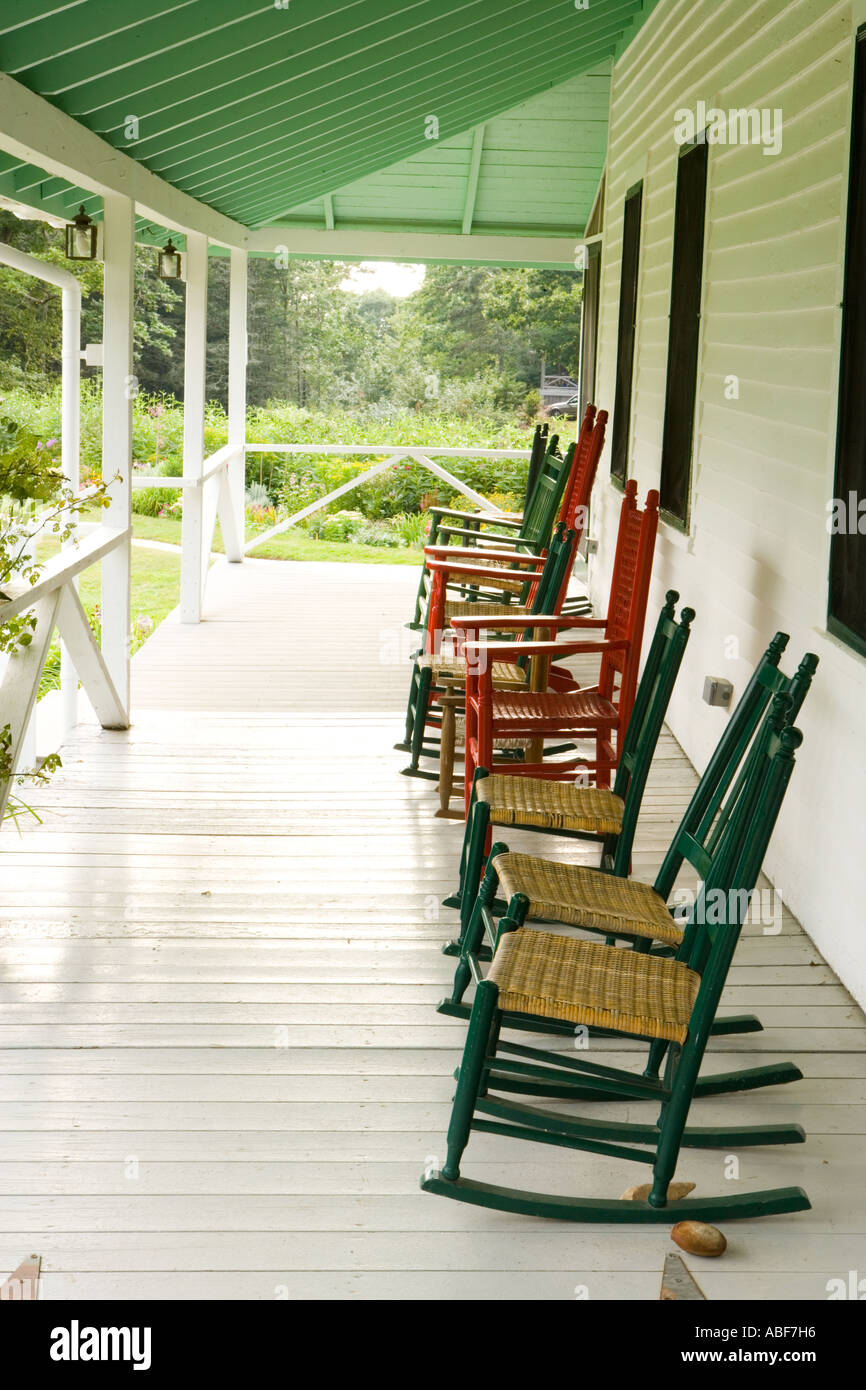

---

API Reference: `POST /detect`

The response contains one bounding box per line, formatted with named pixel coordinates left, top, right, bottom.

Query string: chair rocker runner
left=421, top=699, right=811, bottom=1223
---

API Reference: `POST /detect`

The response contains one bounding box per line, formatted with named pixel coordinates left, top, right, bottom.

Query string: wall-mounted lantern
left=65, top=205, right=98, bottom=261
left=158, top=239, right=183, bottom=280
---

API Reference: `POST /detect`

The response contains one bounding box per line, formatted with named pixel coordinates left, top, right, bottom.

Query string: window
left=829, top=25, right=866, bottom=654
left=659, top=137, right=708, bottom=526
left=610, top=182, right=643, bottom=484
left=579, top=240, right=601, bottom=417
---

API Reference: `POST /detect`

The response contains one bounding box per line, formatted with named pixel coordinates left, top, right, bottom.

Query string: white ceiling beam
left=247, top=225, right=580, bottom=269
left=0, top=71, right=249, bottom=248
left=461, top=125, right=485, bottom=236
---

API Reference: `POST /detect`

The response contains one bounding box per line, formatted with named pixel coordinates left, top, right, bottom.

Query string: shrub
left=132, top=485, right=179, bottom=517
left=309, top=509, right=365, bottom=542
left=390, top=511, right=430, bottom=547
left=481, top=489, right=523, bottom=514
left=351, top=519, right=401, bottom=548
left=245, top=481, right=272, bottom=508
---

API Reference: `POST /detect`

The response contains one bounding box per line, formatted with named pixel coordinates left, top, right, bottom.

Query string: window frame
left=579, top=239, right=602, bottom=419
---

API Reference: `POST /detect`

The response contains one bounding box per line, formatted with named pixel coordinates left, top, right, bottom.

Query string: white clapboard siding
left=591, top=0, right=866, bottom=1015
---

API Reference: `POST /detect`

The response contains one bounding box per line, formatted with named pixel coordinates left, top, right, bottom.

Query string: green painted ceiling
left=0, top=0, right=654, bottom=244
left=279, top=66, right=611, bottom=239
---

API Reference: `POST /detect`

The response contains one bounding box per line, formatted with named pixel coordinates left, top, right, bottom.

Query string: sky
left=340, top=261, right=426, bottom=298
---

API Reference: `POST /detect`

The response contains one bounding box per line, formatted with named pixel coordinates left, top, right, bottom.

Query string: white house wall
left=592, top=0, right=866, bottom=1006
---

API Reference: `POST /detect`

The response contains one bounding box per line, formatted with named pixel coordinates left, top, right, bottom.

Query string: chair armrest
left=451, top=612, right=587, bottom=632
left=434, top=524, right=526, bottom=544
left=429, top=506, right=522, bottom=527
left=445, top=528, right=530, bottom=546
left=463, top=638, right=628, bottom=661
left=426, top=561, right=540, bottom=582
left=425, top=544, right=543, bottom=565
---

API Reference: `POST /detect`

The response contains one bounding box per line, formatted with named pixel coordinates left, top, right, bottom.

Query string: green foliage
left=1, top=212, right=580, bottom=416
left=0, top=413, right=109, bottom=822
left=242, top=402, right=534, bottom=519
left=0, top=417, right=111, bottom=656
left=0, top=721, right=62, bottom=828
left=390, top=511, right=431, bottom=547
left=132, top=486, right=179, bottom=518
left=0, top=213, right=182, bottom=393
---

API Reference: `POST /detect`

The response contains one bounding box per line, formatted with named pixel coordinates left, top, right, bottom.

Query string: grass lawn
left=131, top=512, right=423, bottom=565
left=37, top=535, right=182, bottom=630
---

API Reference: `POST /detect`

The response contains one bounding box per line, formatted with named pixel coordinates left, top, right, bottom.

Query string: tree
left=0, top=212, right=183, bottom=392
left=393, top=264, right=582, bottom=397
left=479, top=268, right=583, bottom=381
left=0, top=212, right=582, bottom=413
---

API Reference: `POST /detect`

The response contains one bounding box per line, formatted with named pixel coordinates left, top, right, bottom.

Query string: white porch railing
left=0, top=523, right=129, bottom=820
left=241, top=443, right=528, bottom=551
left=134, top=441, right=531, bottom=609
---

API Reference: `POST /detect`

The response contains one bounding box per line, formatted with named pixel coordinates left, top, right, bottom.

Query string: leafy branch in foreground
left=0, top=414, right=112, bottom=823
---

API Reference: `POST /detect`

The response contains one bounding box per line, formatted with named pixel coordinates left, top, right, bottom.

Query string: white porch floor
left=1, top=557, right=864, bottom=1300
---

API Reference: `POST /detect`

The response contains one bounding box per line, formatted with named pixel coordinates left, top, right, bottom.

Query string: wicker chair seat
left=488, top=929, right=698, bottom=1043
left=494, top=852, right=682, bottom=945
left=490, top=690, right=617, bottom=727
left=417, top=653, right=527, bottom=689
left=443, top=599, right=530, bottom=621
left=478, top=774, right=624, bottom=835
left=453, top=714, right=531, bottom=752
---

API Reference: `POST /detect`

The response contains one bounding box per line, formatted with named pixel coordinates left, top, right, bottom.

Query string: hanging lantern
left=65, top=205, right=98, bottom=261
left=158, top=238, right=182, bottom=280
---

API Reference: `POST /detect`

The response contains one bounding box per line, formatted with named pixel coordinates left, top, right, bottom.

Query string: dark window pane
left=610, top=183, right=643, bottom=484
left=830, top=27, right=866, bottom=647
left=659, top=138, right=709, bottom=525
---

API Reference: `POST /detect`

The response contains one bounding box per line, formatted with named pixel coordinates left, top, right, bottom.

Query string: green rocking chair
left=399, top=523, right=578, bottom=778
left=421, top=695, right=811, bottom=1223
left=442, top=636, right=818, bottom=1069
left=406, top=427, right=570, bottom=634
left=405, top=423, right=551, bottom=631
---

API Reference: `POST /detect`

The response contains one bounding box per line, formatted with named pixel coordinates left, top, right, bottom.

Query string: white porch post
left=100, top=192, right=134, bottom=726
left=225, top=247, right=248, bottom=562
left=180, top=230, right=208, bottom=623
left=59, top=260, right=82, bottom=738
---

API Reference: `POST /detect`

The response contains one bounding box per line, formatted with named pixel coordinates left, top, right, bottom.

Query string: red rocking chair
left=454, top=481, right=659, bottom=809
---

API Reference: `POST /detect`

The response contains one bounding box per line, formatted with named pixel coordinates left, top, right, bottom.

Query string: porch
left=0, top=557, right=862, bottom=1301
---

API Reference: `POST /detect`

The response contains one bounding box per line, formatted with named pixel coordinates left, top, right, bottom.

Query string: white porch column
left=180, top=230, right=208, bottom=623
left=225, top=247, right=248, bottom=562
left=59, top=260, right=82, bottom=738
left=100, top=192, right=134, bottom=726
